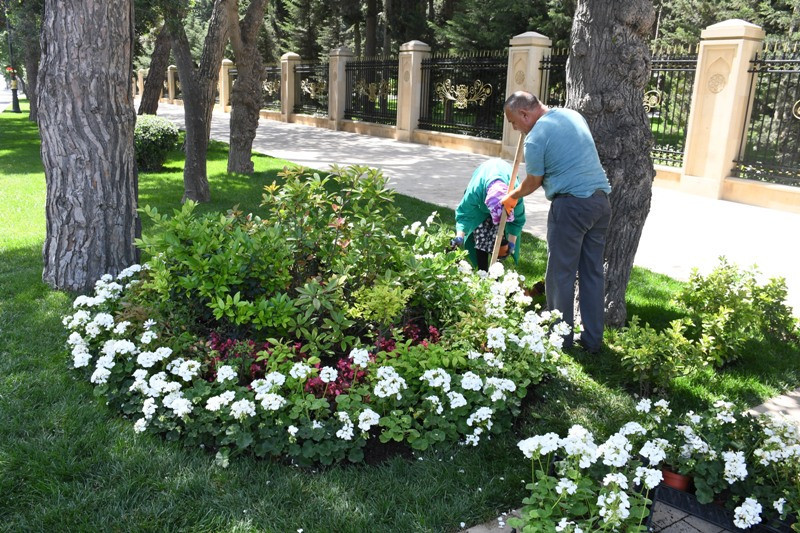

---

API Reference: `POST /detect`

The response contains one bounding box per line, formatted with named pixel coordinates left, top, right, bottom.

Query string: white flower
left=142, top=398, right=157, bottom=419
left=447, top=391, right=467, bottom=409
left=560, top=425, right=597, bottom=469
left=164, top=393, right=192, bottom=417
left=312, top=420, right=324, bottom=430
left=714, top=400, right=737, bottom=423
left=252, top=372, right=286, bottom=394
left=349, top=348, right=370, bottom=368
left=72, top=344, right=92, bottom=368
left=722, top=450, right=748, bottom=483
left=216, top=365, right=238, bottom=383
left=460, top=372, right=483, bottom=391
left=597, top=433, right=632, bottom=468
left=597, top=490, right=631, bottom=526
left=555, top=478, right=577, bottom=495
left=319, top=366, right=338, bottom=383
left=733, top=498, right=762, bottom=529
left=774, top=498, right=786, bottom=515
left=289, top=362, right=312, bottom=380
left=686, top=410, right=701, bottom=424
left=618, top=422, right=647, bottom=437
left=425, top=211, right=437, bottom=226
left=517, top=433, right=559, bottom=458
left=603, top=472, right=629, bottom=490
left=230, top=399, right=256, bottom=420
left=288, top=425, right=299, bottom=437
left=336, top=411, right=354, bottom=440
left=635, top=398, right=652, bottom=413
left=143, top=319, right=157, bottom=330
left=373, top=366, right=407, bottom=400
left=90, top=367, right=111, bottom=384
left=206, top=391, right=236, bottom=412
left=168, top=358, right=201, bottom=382
left=133, top=418, right=148, bottom=433
left=457, top=260, right=473, bottom=274
left=653, top=399, right=671, bottom=415
left=420, top=368, right=451, bottom=391
left=633, top=466, right=663, bottom=490
left=113, top=321, right=131, bottom=335
left=140, top=330, right=158, bottom=345
left=259, top=393, right=287, bottom=411
left=484, top=376, right=516, bottom=402
left=487, top=262, right=504, bottom=279
left=358, top=409, right=380, bottom=432
left=467, top=407, right=493, bottom=430
left=486, top=327, right=507, bottom=351
left=117, top=264, right=142, bottom=280
left=426, top=396, right=444, bottom=415
left=639, top=438, right=669, bottom=466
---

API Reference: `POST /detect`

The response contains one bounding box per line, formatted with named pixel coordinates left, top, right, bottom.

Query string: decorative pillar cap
left=168, top=65, right=177, bottom=70
left=399, top=40, right=431, bottom=52
left=509, top=32, right=552, bottom=47
left=221, top=58, right=234, bottom=66
left=281, top=52, right=301, bottom=61
left=330, top=46, right=354, bottom=57
left=701, top=19, right=765, bottom=41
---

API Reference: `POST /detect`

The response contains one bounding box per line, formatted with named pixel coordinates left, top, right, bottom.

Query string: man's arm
left=509, top=173, right=543, bottom=200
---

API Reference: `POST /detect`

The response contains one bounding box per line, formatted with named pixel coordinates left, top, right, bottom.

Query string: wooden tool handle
left=489, top=133, right=525, bottom=266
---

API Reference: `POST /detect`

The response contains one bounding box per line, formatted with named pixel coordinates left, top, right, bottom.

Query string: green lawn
left=2, top=100, right=799, bottom=531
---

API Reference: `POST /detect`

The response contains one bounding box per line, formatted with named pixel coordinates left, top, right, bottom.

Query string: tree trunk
left=566, top=0, right=656, bottom=327
left=227, top=0, right=267, bottom=174
left=38, top=0, right=139, bottom=293
left=382, top=0, right=390, bottom=53
left=365, top=0, right=378, bottom=56
left=138, top=23, right=171, bottom=115
left=167, top=0, right=230, bottom=202
left=23, top=46, right=39, bottom=122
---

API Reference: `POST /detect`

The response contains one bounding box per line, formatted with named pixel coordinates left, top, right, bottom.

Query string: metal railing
left=734, top=43, right=800, bottom=187
left=261, top=65, right=281, bottom=112
left=647, top=48, right=698, bottom=167
left=539, top=50, right=568, bottom=108
left=345, top=57, right=398, bottom=125
left=418, top=51, right=508, bottom=140
left=293, top=61, right=328, bottom=116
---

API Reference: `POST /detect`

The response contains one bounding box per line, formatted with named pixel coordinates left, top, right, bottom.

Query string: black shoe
left=578, top=340, right=600, bottom=354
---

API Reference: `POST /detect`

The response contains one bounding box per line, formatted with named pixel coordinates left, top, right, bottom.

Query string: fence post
left=502, top=32, right=552, bottom=159
left=167, top=65, right=177, bottom=103
left=329, top=47, right=354, bottom=130
left=396, top=40, right=431, bottom=142
left=681, top=19, right=765, bottom=198
left=281, top=52, right=301, bottom=122
left=218, top=58, right=234, bottom=112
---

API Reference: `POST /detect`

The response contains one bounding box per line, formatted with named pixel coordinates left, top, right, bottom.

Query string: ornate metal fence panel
left=261, top=65, right=281, bottom=112
left=418, top=51, right=508, bottom=140
left=539, top=51, right=568, bottom=108
left=293, top=61, right=329, bottom=116
left=734, top=43, right=800, bottom=187
left=345, top=57, right=398, bottom=125
left=647, top=48, right=698, bottom=167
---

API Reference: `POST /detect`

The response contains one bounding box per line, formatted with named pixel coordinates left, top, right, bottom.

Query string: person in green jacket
left=451, top=158, right=526, bottom=271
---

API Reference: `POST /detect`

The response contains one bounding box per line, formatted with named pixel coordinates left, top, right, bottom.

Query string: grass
left=2, top=99, right=799, bottom=531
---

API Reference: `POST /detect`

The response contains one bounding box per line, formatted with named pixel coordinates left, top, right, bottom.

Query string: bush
left=134, top=114, right=179, bottom=171
left=676, top=257, right=799, bottom=367
left=65, top=165, right=565, bottom=465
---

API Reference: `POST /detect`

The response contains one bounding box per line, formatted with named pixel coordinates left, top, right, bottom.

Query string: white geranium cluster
left=373, top=366, right=407, bottom=400
left=420, top=368, right=451, bottom=391
left=484, top=267, right=532, bottom=319
left=722, top=450, right=748, bottom=483
left=336, top=411, right=354, bottom=441
left=518, top=432, right=560, bottom=459
left=733, top=498, right=762, bottom=529
left=357, top=409, right=380, bottom=433
left=349, top=347, right=370, bottom=368
left=464, top=407, right=494, bottom=446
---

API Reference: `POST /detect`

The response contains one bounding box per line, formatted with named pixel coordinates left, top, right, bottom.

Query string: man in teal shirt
left=453, top=158, right=526, bottom=271
left=501, top=91, right=611, bottom=353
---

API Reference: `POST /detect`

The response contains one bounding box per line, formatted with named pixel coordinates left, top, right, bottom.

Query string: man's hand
left=500, top=194, right=518, bottom=215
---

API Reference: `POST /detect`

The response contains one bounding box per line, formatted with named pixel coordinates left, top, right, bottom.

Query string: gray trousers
left=545, top=190, right=611, bottom=350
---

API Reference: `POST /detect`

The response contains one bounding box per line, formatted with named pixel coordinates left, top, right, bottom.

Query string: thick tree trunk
left=38, top=0, right=139, bottom=293
left=138, top=24, right=171, bottom=115
left=566, top=0, right=656, bottom=327
left=227, top=0, right=267, bottom=174
left=365, top=0, right=378, bottom=57
left=23, top=48, right=39, bottom=122
left=167, top=0, right=230, bottom=202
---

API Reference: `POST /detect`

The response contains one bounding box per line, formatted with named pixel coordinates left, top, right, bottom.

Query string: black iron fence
left=345, top=57, right=399, bottom=125
left=294, top=61, right=328, bottom=116
left=539, top=50, right=568, bottom=108
left=174, top=69, right=182, bottom=100
left=647, top=47, right=698, bottom=167
left=734, top=43, right=800, bottom=187
left=262, top=65, right=281, bottom=112
left=418, top=51, right=508, bottom=140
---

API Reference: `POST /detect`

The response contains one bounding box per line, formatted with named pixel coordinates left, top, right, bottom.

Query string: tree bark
left=365, top=0, right=378, bottom=56
left=226, top=0, right=267, bottom=174
left=38, top=0, right=139, bottom=293
left=138, top=23, right=171, bottom=115
left=23, top=45, right=39, bottom=122
left=167, top=0, right=231, bottom=202
left=566, top=0, right=656, bottom=327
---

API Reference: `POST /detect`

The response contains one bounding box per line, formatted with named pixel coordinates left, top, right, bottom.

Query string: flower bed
left=64, top=165, right=566, bottom=465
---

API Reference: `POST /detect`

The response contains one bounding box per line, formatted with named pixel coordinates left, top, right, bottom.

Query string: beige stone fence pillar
left=281, top=52, right=301, bottom=122
left=217, top=58, right=234, bottom=111
left=167, top=65, right=177, bottom=103
left=137, top=69, right=146, bottom=97
left=396, top=40, right=431, bottom=142
left=328, top=47, right=354, bottom=130
left=502, top=32, right=553, bottom=159
left=681, top=20, right=765, bottom=198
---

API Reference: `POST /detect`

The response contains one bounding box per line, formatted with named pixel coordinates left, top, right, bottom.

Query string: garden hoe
left=490, top=133, right=525, bottom=266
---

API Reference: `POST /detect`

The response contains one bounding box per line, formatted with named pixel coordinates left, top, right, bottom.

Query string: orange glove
left=501, top=194, right=518, bottom=215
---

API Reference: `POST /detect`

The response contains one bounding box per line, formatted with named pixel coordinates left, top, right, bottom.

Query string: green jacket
left=455, top=159, right=526, bottom=266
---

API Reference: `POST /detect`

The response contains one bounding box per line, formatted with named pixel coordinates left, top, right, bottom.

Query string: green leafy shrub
left=134, top=114, right=180, bottom=171
left=607, top=316, right=704, bottom=396
left=676, top=257, right=799, bottom=367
